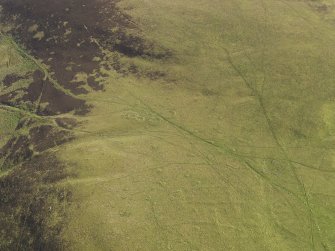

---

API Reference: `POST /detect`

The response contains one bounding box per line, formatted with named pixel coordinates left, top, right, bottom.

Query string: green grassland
left=58, top=0, right=335, bottom=250
left=2, top=0, right=335, bottom=250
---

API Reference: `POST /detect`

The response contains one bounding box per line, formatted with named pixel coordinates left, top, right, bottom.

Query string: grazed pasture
left=1, top=0, right=335, bottom=250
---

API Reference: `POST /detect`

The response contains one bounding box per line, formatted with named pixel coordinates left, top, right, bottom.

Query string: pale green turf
left=0, top=109, right=20, bottom=166
left=57, top=0, right=335, bottom=250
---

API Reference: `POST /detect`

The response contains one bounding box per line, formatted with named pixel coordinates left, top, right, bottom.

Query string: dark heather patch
left=0, top=125, right=74, bottom=249
left=145, top=70, right=167, bottom=80
left=306, top=1, right=331, bottom=14
left=0, top=125, right=74, bottom=169
left=0, top=137, right=16, bottom=159
left=74, top=105, right=92, bottom=116
left=15, top=117, right=36, bottom=130
left=87, top=76, right=104, bottom=91
left=316, top=5, right=329, bottom=12
left=36, top=78, right=89, bottom=116
left=71, top=86, right=89, bottom=95
left=55, top=117, right=78, bottom=130
left=0, top=90, right=20, bottom=105
left=29, top=125, right=74, bottom=152
left=201, top=88, right=219, bottom=97
left=0, top=136, right=33, bottom=170
left=22, top=71, right=44, bottom=102
left=0, top=153, right=73, bottom=251
left=0, top=70, right=91, bottom=116
left=0, top=0, right=171, bottom=94
left=2, top=73, right=29, bottom=88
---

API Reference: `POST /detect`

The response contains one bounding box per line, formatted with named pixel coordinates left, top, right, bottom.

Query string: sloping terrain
left=1, top=0, right=335, bottom=250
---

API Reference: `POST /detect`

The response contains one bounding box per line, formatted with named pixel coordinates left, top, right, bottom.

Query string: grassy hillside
left=1, top=0, right=335, bottom=250
left=59, top=0, right=335, bottom=250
